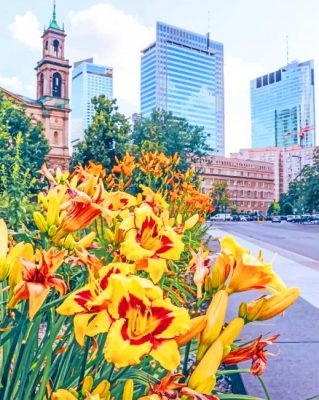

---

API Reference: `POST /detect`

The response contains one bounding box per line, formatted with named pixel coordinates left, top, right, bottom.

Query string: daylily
left=52, top=375, right=110, bottom=400
left=104, top=274, right=190, bottom=370
left=138, top=373, right=219, bottom=400
left=112, top=152, right=136, bottom=176
left=243, top=287, right=301, bottom=322
left=0, top=219, right=33, bottom=282
left=139, top=184, right=169, bottom=214
left=57, top=263, right=133, bottom=345
left=189, top=244, right=211, bottom=298
left=57, top=182, right=109, bottom=235
left=223, top=334, right=280, bottom=376
left=120, top=204, right=184, bottom=283
left=9, top=247, right=67, bottom=320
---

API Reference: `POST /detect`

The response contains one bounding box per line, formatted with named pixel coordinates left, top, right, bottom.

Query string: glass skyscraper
left=251, top=60, right=315, bottom=148
left=71, top=58, right=113, bottom=147
left=141, top=22, right=225, bottom=155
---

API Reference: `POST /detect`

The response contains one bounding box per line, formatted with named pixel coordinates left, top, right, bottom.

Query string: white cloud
left=68, top=4, right=154, bottom=116
left=0, top=75, right=35, bottom=97
left=224, top=56, right=263, bottom=155
left=8, top=11, right=42, bottom=50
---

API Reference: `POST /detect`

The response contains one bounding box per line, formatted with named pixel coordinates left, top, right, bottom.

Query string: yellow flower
left=175, top=316, right=207, bottom=347
left=104, top=274, right=190, bottom=370
left=122, top=379, right=134, bottom=400
left=197, top=290, right=228, bottom=361
left=52, top=376, right=110, bottom=400
left=120, top=204, right=184, bottom=283
left=0, top=219, right=33, bottom=282
left=244, top=287, right=301, bottom=322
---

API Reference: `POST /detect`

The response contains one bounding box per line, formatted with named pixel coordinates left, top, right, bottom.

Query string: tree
left=267, top=200, right=281, bottom=216
left=0, top=92, right=49, bottom=193
left=71, top=97, right=131, bottom=170
left=131, top=110, right=209, bottom=171
left=210, top=181, right=231, bottom=213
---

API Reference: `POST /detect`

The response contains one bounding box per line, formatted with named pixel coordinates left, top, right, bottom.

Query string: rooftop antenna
left=206, top=10, right=211, bottom=49
left=286, top=35, right=289, bottom=65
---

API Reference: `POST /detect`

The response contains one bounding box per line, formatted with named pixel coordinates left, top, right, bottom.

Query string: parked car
left=271, top=215, right=281, bottom=223
left=286, top=215, right=294, bottom=222
left=210, top=213, right=231, bottom=221
left=292, top=215, right=301, bottom=223
left=239, top=215, right=247, bottom=221
left=231, top=214, right=240, bottom=221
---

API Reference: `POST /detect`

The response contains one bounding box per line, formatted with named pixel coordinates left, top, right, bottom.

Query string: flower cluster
left=0, top=153, right=300, bottom=400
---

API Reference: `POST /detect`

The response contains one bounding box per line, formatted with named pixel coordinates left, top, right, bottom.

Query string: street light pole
left=291, top=154, right=302, bottom=213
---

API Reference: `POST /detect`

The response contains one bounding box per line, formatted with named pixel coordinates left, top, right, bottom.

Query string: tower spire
left=49, top=0, right=61, bottom=30
left=52, top=0, right=57, bottom=24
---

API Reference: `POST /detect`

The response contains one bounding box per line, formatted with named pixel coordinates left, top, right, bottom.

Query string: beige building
left=190, top=155, right=275, bottom=214
left=231, top=145, right=316, bottom=200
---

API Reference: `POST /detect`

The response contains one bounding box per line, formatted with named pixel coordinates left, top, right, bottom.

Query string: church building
left=0, top=2, right=70, bottom=169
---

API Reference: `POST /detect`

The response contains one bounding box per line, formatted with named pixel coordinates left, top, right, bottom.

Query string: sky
left=1, top=0, right=319, bottom=154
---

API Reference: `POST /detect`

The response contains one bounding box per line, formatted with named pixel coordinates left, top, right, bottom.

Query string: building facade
left=190, top=155, right=275, bottom=214
left=141, top=22, right=225, bottom=154
left=251, top=60, right=315, bottom=149
left=0, top=3, right=70, bottom=169
left=231, top=145, right=316, bottom=200
left=71, top=58, right=113, bottom=146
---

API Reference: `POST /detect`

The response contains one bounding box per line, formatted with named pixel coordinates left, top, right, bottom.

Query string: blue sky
left=1, top=0, right=319, bottom=153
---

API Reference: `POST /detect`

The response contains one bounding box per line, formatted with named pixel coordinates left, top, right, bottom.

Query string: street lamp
left=291, top=155, right=302, bottom=213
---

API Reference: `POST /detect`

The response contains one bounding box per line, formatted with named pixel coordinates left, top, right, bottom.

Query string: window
left=256, top=77, right=262, bottom=88
left=262, top=75, right=268, bottom=86
left=269, top=72, right=275, bottom=84
left=53, top=39, right=59, bottom=57
left=39, top=73, right=44, bottom=97
left=52, top=72, right=62, bottom=97
left=53, top=131, right=59, bottom=145
left=276, top=69, right=282, bottom=82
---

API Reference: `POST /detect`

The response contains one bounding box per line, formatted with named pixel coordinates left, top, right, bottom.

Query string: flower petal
left=150, top=339, right=180, bottom=370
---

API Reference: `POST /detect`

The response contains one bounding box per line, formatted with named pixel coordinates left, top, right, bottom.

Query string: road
left=212, top=221, right=319, bottom=263
left=208, top=222, right=319, bottom=399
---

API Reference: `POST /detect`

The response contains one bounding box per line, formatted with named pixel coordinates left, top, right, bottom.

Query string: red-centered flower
left=120, top=204, right=184, bottom=283
left=223, top=334, right=280, bottom=376
left=104, top=274, right=190, bottom=370
left=57, top=263, right=133, bottom=346
left=9, top=248, right=67, bottom=320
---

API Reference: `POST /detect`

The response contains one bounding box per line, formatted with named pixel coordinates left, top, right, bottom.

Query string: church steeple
left=49, top=1, right=62, bottom=31
left=36, top=0, right=70, bottom=101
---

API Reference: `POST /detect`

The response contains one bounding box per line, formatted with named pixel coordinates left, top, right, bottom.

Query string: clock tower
left=35, top=1, right=71, bottom=169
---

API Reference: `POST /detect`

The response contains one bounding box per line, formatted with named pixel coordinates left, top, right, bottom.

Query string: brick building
left=231, top=145, right=316, bottom=200
left=0, top=3, right=70, bottom=169
left=190, top=155, right=275, bottom=214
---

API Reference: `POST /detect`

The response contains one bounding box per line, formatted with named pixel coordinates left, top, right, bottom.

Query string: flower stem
left=257, top=375, right=271, bottom=400
left=182, top=340, right=192, bottom=379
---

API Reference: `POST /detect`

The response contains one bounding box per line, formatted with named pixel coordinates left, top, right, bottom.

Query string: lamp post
left=291, top=154, right=302, bottom=213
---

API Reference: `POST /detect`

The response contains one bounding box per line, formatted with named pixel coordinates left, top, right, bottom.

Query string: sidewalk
left=208, top=227, right=319, bottom=400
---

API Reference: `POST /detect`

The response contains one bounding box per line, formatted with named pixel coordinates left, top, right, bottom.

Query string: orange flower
left=223, top=334, right=279, bottom=376
left=112, top=152, right=136, bottom=176
left=9, top=248, right=67, bottom=319
left=57, top=183, right=108, bottom=234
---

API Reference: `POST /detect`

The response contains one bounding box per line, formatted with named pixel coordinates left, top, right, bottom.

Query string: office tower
left=71, top=58, right=113, bottom=146
left=251, top=60, right=315, bottom=149
left=141, top=22, right=225, bottom=155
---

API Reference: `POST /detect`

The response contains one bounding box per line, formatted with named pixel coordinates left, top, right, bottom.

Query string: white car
left=239, top=215, right=247, bottom=221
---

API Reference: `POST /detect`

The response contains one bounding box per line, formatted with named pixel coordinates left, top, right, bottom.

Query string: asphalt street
left=212, top=221, right=319, bottom=264
left=208, top=224, right=319, bottom=399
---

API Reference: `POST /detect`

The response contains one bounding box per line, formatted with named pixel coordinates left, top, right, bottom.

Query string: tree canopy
left=71, top=97, right=131, bottom=171
left=0, top=91, right=50, bottom=228
left=0, top=92, right=49, bottom=192
left=210, top=181, right=231, bottom=213
left=280, top=148, right=319, bottom=213
left=131, top=110, right=209, bottom=171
